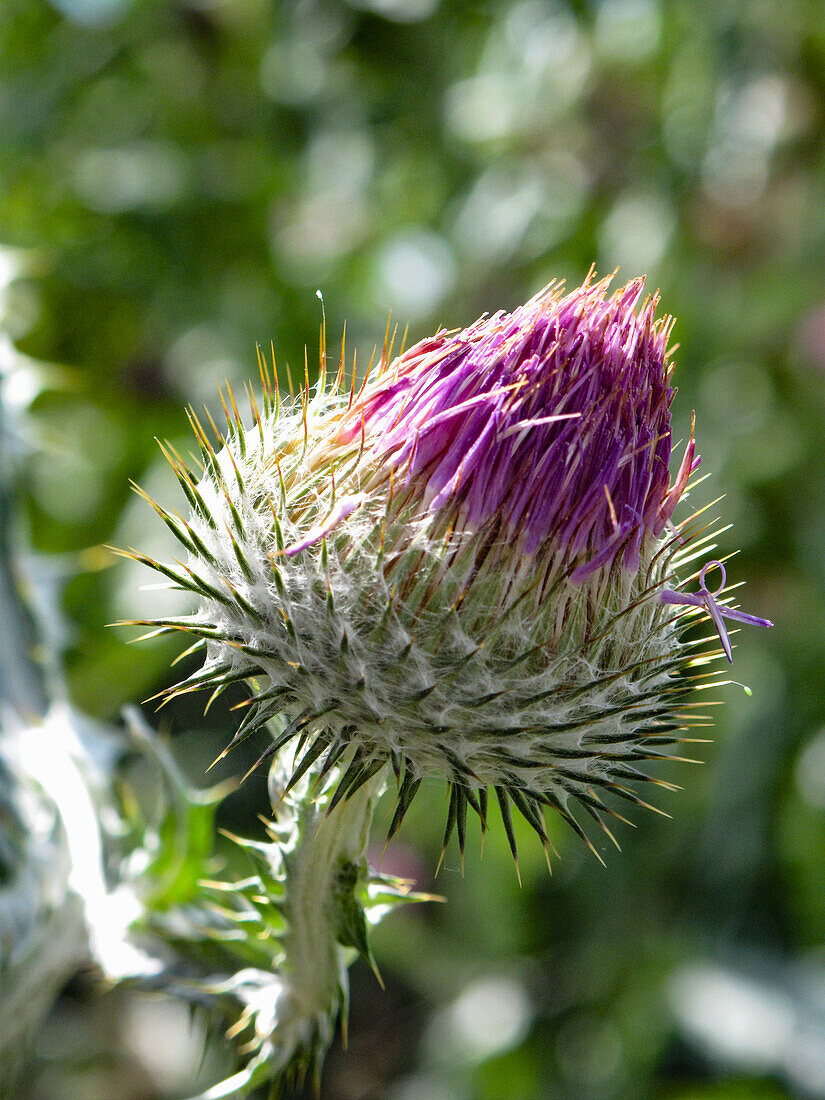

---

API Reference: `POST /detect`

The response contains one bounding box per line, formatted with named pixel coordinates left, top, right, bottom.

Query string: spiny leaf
left=495, top=787, right=521, bottom=884
left=384, top=773, right=422, bottom=848
left=326, top=754, right=384, bottom=817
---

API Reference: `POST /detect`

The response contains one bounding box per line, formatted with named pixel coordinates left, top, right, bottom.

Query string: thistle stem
left=270, top=756, right=387, bottom=1080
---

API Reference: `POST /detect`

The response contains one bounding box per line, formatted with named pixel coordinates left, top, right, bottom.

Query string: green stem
left=283, top=767, right=383, bottom=1012
left=264, top=758, right=387, bottom=1084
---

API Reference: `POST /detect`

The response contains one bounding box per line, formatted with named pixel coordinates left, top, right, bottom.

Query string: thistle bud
left=129, top=273, right=771, bottom=866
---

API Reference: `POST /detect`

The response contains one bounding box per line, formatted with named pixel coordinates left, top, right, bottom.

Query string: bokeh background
left=0, top=0, right=820, bottom=1096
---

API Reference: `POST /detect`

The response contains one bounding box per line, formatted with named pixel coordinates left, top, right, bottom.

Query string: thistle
left=124, top=272, right=771, bottom=1090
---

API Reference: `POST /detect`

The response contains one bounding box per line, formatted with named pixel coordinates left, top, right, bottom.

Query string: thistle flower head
left=128, top=272, right=771, bottom=866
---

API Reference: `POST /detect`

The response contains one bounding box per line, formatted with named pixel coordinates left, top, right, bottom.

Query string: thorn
left=434, top=846, right=447, bottom=879
left=380, top=311, right=392, bottom=371
left=542, top=840, right=553, bottom=875
left=496, top=788, right=521, bottom=885
left=368, top=952, right=385, bottom=991
left=335, top=320, right=347, bottom=394
left=356, top=344, right=376, bottom=403
left=270, top=341, right=281, bottom=414
left=348, top=346, right=358, bottom=409
left=247, top=381, right=265, bottom=448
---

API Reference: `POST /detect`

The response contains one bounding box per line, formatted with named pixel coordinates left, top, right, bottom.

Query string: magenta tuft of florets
left=336, top=273, right=698, bottom=578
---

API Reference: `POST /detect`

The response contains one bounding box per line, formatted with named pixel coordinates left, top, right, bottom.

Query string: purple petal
left=282, top=494, right=366, bottom=557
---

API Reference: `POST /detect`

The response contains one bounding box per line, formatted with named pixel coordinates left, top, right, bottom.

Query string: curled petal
left=659, top=560, right=773, bottom=662
left=282, top=494, right=367, bottom=558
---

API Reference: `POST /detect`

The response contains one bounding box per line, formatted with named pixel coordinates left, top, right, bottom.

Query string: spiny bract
left=126, top=273, right=771, bottom=867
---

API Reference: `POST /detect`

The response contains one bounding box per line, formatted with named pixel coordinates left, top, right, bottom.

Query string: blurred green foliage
left=2, top=0, right=823, bottom=1096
